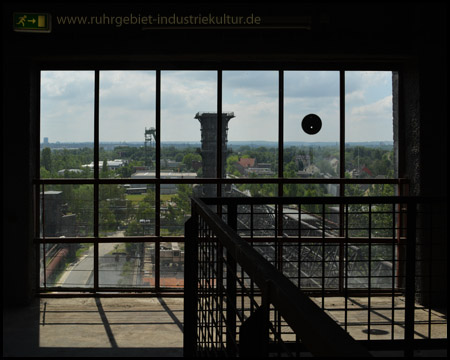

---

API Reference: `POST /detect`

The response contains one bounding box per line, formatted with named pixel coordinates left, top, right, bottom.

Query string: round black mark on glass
left=301, top=114, right=322, bottom=135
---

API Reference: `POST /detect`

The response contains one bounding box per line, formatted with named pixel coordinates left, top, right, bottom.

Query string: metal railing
left=184, top=196, right=446, bottom=357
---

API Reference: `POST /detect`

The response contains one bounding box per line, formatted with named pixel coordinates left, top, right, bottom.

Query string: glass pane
left=284, top=71, right=340, bottom=182
left=345, top=71, right=395, bottom=182
left=103, top=183, right=157, bottom=237
left=223, top=71, right=278, bottom=179
left=40, top=243, right=93, bottom=288
left=99, top=71, right=156, bottom=178
left=40, top=71, right=95, bottom=178
left=161, top=183, right=199, bottom=236
left=225, top=183, right=277, bottom=198
left=160, top=242, right=184, bottom=288
left=41, top=185, right=93, bottom=237
left=161, top=71, right=216, bottom=195
left=99, top=242, right=154, bottom=288
left=99, top=184, right=156, bottom=237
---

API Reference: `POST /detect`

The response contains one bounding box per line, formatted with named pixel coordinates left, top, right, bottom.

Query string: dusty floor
left=3, top=297, right=184, bottom=357
left=3, top=295, right=447, bottom=357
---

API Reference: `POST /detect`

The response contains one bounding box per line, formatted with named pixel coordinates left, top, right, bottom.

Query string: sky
left=40, top=70, right=393, bottom=143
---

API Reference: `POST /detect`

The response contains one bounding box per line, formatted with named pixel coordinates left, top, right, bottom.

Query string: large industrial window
left=37, top=69, right=400, bottom=293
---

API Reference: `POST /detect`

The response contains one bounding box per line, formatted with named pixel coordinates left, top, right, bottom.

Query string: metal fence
left=184, top=196, right=446, bottom=357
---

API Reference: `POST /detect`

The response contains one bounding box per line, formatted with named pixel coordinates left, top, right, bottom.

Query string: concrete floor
left=3, top=297, right=184, bottom=357
left=3, top=295, right=447, bottom=357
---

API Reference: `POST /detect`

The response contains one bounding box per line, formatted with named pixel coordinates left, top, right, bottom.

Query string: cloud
left=100, top=71, right=156, bottom=111
left=284, top=71, right=340, bottom=99
left=160, top=71, right=217, bottom=141
left=99, top=71, right=156, bottom=142
left=40, top=70, right=394, bottom=143
left=41, top=71, right=95, bottom=142
left=346, top=95, right=393, bottom=142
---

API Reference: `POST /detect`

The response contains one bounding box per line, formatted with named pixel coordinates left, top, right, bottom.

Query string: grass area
left=126, top=193, right=175, bottom=203
left=75, top=244, right=92, bottom=258
left=126, top=193, right=146, bottom=203
left=161, top=194, right=175, bottom=202
left=108, top=243, right=127, bottom=255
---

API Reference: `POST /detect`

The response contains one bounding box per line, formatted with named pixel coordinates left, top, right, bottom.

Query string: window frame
left=35, top=64, right=406, bottom=294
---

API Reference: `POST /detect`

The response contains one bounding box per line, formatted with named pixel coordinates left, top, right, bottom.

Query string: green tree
left=100, top=159, right=109, bottom=178
left=41, top=147, right=52, bottom=172
left=182, top=153, right=202, bottom=171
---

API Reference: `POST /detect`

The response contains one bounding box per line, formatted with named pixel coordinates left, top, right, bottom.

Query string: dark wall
left=2, top=2, right=447, bottom=306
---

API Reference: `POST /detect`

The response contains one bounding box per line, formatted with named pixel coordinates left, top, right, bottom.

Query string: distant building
left=162, top=159, right=185, bottom=170
left=329, top=157, right=339, bottom=173
left=57, top=169, right=84, bottom=176
left=246, top=167, right=274, bottom=176
left=82, top=159, right=125, bottom=170
left=234, top=157, right=257, bottom=175
left=40, top=191, right=77, bottom=237
left=129, top=171, right=197, bottom=195
left=237, top=157, right=256, bottom=168
left=295, top=154, right=311, bottom=169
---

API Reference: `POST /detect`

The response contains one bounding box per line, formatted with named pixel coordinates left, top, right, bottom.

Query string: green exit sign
left=13, top=13, right=51, bottom=33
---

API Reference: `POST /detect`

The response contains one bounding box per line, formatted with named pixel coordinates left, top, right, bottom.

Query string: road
left=59, top=231, right=126, bottom=287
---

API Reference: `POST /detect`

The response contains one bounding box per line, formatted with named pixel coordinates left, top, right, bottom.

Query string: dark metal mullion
left=278, top=70, right=284, bottom=197
left=344, top=203, right=349, bottom=332
left=155, top=70, right=161, bottom=291
left=36, top=70, right=48, bottom=289
left=391, top=202, right=397, bottom=340
left=277, top=71, right=284, bottom=260
left=217, top=70, right=222, bottom=198
left=42, top=184, right=47, bottom=288
left=93, top=70, right=100, bottom=292
left=321, top=203, right=326, bottom=309
left=367, top=204, right=372, bottom=341
left=339, top=70, right=346, bottom=293
left=339, top=70, right=346, bottom=182
left=35, top=186, right=41, bottom=290
left=35, top=69, right=42, bottom=290
left=298, top=204, right=302, bottom=289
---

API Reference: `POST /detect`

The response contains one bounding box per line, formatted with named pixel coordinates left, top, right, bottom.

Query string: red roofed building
left=237, top=157, right=256, bottom=168
left=233, top=158, right=257, bottom=176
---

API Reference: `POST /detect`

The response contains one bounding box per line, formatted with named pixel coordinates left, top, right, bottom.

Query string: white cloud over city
left=41, top=70, right=393, bottom=143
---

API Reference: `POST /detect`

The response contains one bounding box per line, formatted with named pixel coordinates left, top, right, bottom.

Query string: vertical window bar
left=367, top=203, right=372, bottom=340
left=35, top=71, right=41, bottom=285
left=33, top=67, right=41, bottom=290
left=217, top=70, right=222, bottom=198
left=344, top=203, right=349, bottom=332
left=35, top=70, right=41, bottom=180
left=339, top=70, right=346, bottom=182
left=391, top=202, right=396, bottom=340
left=155, top=70, right=161, bottom=290
left=278, top=70, right=284, bottom=197
left=322, top=203, right=326, bottom=309
left=34, top=184, right=40, bottom=289
left=277, top=71, right=284, bottom=245
left=339, top=71, right=346, bottom=293
left=156, top=69, right=161, bottom=210
left=93, top=70, right=100, bottom=291
left=94, top=70, right=100, bottom=181
left=250, top=204, right=255, bottom=315
left=298, top=203, right=301, bottom=288
left=42, top=183, right=46, bottom=288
